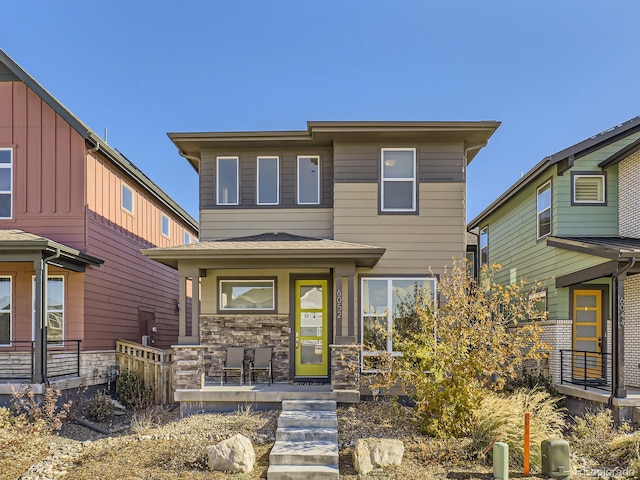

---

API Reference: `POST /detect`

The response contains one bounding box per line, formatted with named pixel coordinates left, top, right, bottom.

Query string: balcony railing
left=0, top=340, right=81, bottom=382
left=560, top=349, right=612, bottom=391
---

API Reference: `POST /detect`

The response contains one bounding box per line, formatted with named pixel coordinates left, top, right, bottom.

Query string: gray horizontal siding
left=334, top=142, right=465, bottom=183
left=200, top=149, right=333, bottom=209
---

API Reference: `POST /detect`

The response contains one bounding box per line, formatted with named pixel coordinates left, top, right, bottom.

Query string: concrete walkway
left=267, top=399, right=339, bottom=480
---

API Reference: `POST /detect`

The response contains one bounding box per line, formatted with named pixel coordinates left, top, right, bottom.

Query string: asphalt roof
left=547, top=236, right=640, bottom=260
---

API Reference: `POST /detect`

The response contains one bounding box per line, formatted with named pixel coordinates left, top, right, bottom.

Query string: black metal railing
left=0, top=340, right=81, bottom=381
left=560, top=349, right=612, bottom=391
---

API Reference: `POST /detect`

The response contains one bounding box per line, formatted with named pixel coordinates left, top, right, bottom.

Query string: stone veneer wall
left=539, top=320, right=572, bottom=384
left=200, top=315, right=289, bottom=383
left=79, top=351, right=117, bottom=386
left=173, top=346, right=205, bottom=390
left=330, top=344, right=360, bottom=390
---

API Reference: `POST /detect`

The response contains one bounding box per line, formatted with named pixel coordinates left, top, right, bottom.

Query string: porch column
left=613, top=270, right=627, bottom=398
left=178, top=273, right=187, bottom=339
left=334, top=264, right=356, bottom=344
left=33, top=259, right=45, bottom=384
left=177, top=266, right=202, bottom=345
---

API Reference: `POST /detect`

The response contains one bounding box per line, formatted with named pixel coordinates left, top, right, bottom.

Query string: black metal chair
left=220, top=347, right=245, bottom=385
left=249, top=347, right=273, bottom=385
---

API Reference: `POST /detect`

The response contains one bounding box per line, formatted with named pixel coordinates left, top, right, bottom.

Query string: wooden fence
left=115, top=339, right=174, bottom=405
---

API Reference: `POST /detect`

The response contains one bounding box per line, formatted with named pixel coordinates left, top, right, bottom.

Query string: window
left=219, top=279, right=276, bottom=311
left=572, top=173, right=605, bottom=205
left=122, top=184, right=134, bottom=214
left=361, top=277, right=436, bottom=371
left=297, top=156, right=320, bottom=204
left=217, top=157, right=239, bottom=205
left=381, top=148, right=416, bottom=212
left=479, top=226, right=489, bottom=266
left=32, top=276, right=64, bottom=344
left=0, top=277, right=11, bottom=345
left=161, top=214, right=170, bottom=237
left=536, top=180, right=552, bottom=239
left=184, top=231, right=190, bottom=244
left=0, top=148, right=13, bottom=219
left=257, top=156, right=279, bottom=205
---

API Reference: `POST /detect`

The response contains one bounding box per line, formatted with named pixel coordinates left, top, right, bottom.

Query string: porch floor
left=174, top=382, right=359, bottom=416
left=556, top=383, right=640, bottom=407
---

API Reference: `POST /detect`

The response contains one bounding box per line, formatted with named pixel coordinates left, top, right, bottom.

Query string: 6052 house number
left=336, top=289, right=342, bottom=320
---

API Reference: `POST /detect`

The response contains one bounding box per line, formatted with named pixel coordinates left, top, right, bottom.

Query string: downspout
left=40, top=248, right=61, bottom=386
left=464, top=141, right=488, bottom=164
left=177, top=150, right=201, bottom=168
left=608, top=256, right=636, bottom=407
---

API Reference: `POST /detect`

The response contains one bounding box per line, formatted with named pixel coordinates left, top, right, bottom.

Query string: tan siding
left=334, top=183, right=465, bottom=274
left=86, top=152, right=197, bottom=248
left=199, top=208, right=333, bottom=240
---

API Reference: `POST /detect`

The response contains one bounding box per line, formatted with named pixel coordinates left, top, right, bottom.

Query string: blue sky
left=2, top=1, right=639, bottom=223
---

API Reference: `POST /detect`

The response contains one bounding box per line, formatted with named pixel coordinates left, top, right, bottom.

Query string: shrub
left=86, top=390, right=114, bottom=423
left=468, top=389, right=566, bottom=470
left=116, top=369, right=153, bottom=410
left=609, top=432, right=640, bottom=477
left=10, top=385, right=71, bottom=432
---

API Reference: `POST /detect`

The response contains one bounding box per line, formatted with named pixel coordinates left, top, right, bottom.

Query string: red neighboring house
left=0, top=49, right=198, bottom=390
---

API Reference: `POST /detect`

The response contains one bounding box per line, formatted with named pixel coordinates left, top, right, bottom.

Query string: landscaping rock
left=353, top=437, right=404, bottom=474
left=207, top=433, right=255, bottom=473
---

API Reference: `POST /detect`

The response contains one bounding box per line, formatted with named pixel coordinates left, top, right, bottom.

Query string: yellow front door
left=573, top=289, right=604, bottom=380
left=294, top=279, right=329, bottom=377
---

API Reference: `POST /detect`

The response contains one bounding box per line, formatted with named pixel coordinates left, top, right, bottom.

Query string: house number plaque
left=336, top=288, right=342, bottom=320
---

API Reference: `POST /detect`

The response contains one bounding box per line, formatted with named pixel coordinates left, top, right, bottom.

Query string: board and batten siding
left=86, top=152, right=197, bottom=248
left=199, top=208, right=333, bottom=241
left=0, top=81, right=86, bottom=249
left=199, top=148, right=333, bottom=210
left=334, top=182, right=466, bottom=274
left=333, top=143, right=465, bottom=183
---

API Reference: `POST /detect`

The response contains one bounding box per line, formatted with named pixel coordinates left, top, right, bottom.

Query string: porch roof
left=142, top=232, right=386, bottom=269
left=547, top=236, right=640, bottom=260
left=0, top=229, right=104, bottom=272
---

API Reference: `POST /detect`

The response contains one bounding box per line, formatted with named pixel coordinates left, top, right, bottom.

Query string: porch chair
left=220, top=347, right=245, bottom=385
left=249, top=347, right=273, bottom=385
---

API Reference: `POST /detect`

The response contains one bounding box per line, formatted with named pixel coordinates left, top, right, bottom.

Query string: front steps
left=267, top=399, right=339, bottom=480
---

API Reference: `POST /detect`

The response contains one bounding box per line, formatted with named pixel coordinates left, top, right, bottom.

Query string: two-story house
left=143, top=120, right=499, bottom=409
left=468, top=116, right=640, bottom=415
left=0, top=49, right=198, bottom=392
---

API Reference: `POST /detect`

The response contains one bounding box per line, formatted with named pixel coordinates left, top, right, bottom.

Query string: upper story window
left=217, top=157, right=239, bottom=205
left=161, top=214, right=170, bottom=237
left=297, top=156, right=320, bottom=205
left=184, top=231, right=190, bottom=244
left=381, top=148, right=416, bottom=212
left=572, top=173, right=605, bottom=205
left=257, top=156, right=279, bottom=205
left=536, top=180, right=552, bottom=239
left=0, top=276, right=11, bottom=345
left=0, top=149, right=13, bottom=219
left=480, top=226, right=489, bottom=266
left=122, top=184, right=134, bottom=214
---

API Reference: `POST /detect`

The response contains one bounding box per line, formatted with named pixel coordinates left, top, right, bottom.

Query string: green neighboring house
left=469, top=116, right=640, bottom=408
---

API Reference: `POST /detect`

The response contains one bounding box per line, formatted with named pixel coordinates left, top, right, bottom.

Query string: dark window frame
left=217, top=276, right=278, bottom=314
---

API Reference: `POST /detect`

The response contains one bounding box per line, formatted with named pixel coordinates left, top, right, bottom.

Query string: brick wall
left=540, top=320, right=572, bottom=384
left=619, top=150, right=640, bottom=238
left=625, top=275, right=640, bottom=387
left=200, top=315, right=289, bottom=383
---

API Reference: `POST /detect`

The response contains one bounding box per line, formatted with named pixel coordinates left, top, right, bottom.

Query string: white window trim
left=360, top=276, right=436, bottom=373
left=219, top=279, right=276, bottom=311
left=380, top=148, right=417, bottom=212
left=479, top=226, right=489, bottom=266
left=32, top=275, right=64, bottom=344
left=0, top=148, right=14, bottom=220
left=216, top=156, right=240, bottom=206
left=536, top=180, right=552, bottom=240
left=161, top=214, right=170, bottom=238
left=257, top=156, right=280, bottom=205
left=121, top=184, right=135, bottom=214
left=297, top=155, right=321, bottom=205
left=0, top=276, right=12, bottom=346
left=573, top=174, right=606, bottom=204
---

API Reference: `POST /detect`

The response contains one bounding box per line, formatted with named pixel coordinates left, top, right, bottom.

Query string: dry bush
left=569, top=408, right=619, bottom=465
left=469, top=389, right=566, bottom=470
left=0, top=407, right=51, bottom=480
left=86, top=389, right=114, bottom=423
left=131, top=405, right=169, bottom=436
left=10, top=385, right=71, bottom=432
left=609, top=432, right=640, bottom=477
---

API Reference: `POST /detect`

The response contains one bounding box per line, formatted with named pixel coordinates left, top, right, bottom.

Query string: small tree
left=371, top=261, right=549, bottom=438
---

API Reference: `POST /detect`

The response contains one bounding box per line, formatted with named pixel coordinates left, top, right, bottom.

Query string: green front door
left=294, top=279, right=329, bottom=377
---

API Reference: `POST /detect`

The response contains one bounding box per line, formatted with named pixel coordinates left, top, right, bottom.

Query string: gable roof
left=168, top=120, right=501, bottom=172
left=468, top=116, right=640, bottom=229
left=0, top=49, right=198, bottom=233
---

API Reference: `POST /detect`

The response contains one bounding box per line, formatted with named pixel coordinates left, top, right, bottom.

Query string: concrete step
left=276, top=427, right=338, bottom=442
left=282, top=399, right=337, bottom=412
left=269, top=440, right=339, bottom=467
left=267, top=464, right=339, bottom=480
left=277, top=410, right=337, bottom=429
